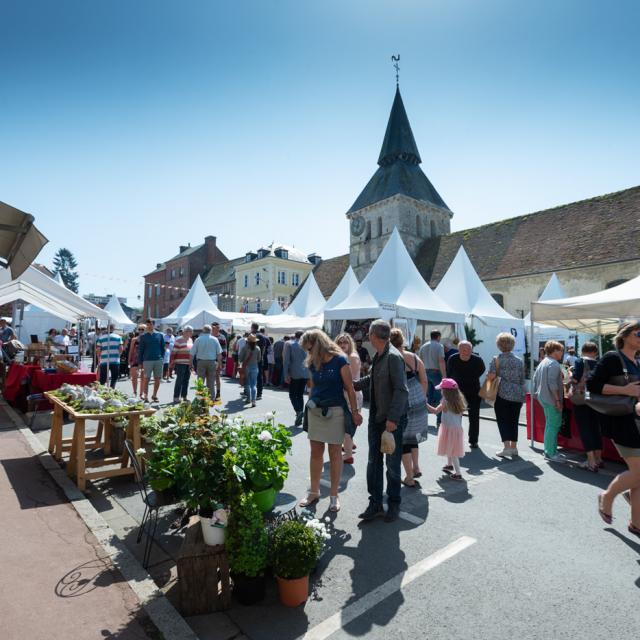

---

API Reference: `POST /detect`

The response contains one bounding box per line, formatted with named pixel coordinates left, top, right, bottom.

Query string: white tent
left=325, top=228, right=465, bottom=326
left=324, top=266, right=359, bottom=311
left=434, top=246, right=525, bottom=362
left=103, top=295, right=135, bottom=331
left=531, top=273, right=640, bottom=333
left=261, top=313, right=324, bottom=334
left=284, top=272, right=326, bottom=317
left=265, top=299, right=283, bottom=316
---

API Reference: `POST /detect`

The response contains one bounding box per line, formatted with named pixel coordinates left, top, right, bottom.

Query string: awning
left=0, top=201, right=48, bottom=279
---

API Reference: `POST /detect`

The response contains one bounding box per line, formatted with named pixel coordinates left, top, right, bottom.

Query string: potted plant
left=231, top=413, right=292, bottom=513
left=199, top=503, right=228, bottom=546
left=225, top=493, right=269, bottom=605
left=271, top=517, right=329, bottom=607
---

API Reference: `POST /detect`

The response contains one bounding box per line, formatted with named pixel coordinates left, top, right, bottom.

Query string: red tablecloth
left=525, top=394, right=622, bottom=463
left=3, top=363, right=41, bottom=404
left=30, top=370, right=97, bottom=394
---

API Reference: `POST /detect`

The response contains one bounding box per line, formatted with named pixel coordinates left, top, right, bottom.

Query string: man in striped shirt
left=96, top=325, right=123, bottom=389
left=170, top=325, right=193, bottom=403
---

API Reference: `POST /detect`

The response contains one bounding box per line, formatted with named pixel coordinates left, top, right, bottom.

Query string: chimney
left=156, top=263, right=162, bottom=269
left=307, top=253, right=322, bottom=266
left=205, top=235, right=218, bottom=266
left=179, top=245, right=188, bottom=254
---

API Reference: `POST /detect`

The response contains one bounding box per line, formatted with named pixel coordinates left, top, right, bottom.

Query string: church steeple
left=377, top=87, right=422, bottom=167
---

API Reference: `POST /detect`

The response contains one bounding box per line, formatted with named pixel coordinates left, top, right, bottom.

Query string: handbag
left=380, top=430, right=396, bottom=455
left=407, top=354, right=426, bottom=409
left=568, top=359, right=591, bottom=406
left=585, top=352, right=638, bottom=416
left=479, top=357, right=501, bottom=405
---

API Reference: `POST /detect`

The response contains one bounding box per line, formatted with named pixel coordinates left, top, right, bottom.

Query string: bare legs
left=402, top=447, right=421, bottom=485
left=130, top=366, right=140, bottom=396
left=303, top=440, right=343, bottom=506
left=601, top=456, right=640, bottom=526
left=343, top=433, right=354, bottom=460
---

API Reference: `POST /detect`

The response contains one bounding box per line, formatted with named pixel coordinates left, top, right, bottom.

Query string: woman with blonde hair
left=487, top=331, right=526, bottom=458
left=299, top=329, right=362, bottom=512
left=335, top=333, right=363, bottom=464
left=128, top=324, right=146, bottom=397
left=390, top=328, right=429, bottom=486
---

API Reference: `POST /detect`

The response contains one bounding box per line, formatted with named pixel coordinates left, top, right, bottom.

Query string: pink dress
left=436, top=407, right=465, bottom=458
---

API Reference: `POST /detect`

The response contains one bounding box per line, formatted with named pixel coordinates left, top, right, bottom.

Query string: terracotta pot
left=277, top=575, right=309, bottom=607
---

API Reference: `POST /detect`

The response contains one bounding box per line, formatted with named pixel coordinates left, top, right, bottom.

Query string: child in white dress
left=428, top=378, right=467, bottom=480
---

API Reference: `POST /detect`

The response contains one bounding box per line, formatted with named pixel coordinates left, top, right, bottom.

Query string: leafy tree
left=52, top=248, right=79, bottom=292
left=463, top=323, right=483, bottom=349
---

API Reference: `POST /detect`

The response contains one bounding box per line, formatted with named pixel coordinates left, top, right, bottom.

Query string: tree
left=52, top=248, right=79, bottom=293
left=463, top=323, right=483, bottom=349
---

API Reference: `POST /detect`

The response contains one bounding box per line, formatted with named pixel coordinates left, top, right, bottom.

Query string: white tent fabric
left=261, top=314, right=324, bottom=334
left=0, top=201, right=48, bottom=279
left=104, top=295, right=135, bottom=331
left=0, top=280, right=86, bottom=322
left=325, top=228, right=465, bottom=325
left=324, top=266, right=359, bottom=311
left=531, top=273, right=640, bottom=333
left=0, top=266, right=109, bottom=322
left=434, top=246, right=525, bottom=361
left=266, top=300, right=283, bottom=316
left=284, top=272, right=326, bottom=317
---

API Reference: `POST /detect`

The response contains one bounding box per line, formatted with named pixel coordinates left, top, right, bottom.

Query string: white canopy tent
left=103, top=295, right=135, bottom=332
left=283, top=272, right=326, bottom=317
left=324, top=266, right=359, bottom=311
left=265, top=299, right=283, bottom=316
left=435, top=246, right=525, bottom=363
left=325, top=228, right=465, bottom=332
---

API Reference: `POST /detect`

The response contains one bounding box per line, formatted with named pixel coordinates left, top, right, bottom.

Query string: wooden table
left=45, top=392, right=155, bottom=491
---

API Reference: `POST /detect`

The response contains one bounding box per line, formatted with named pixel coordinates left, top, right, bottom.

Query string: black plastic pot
left=232, top=573, right=266, bottom=605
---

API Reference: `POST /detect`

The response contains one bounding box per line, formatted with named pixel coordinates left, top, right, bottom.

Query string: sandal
left=449, top=473, right=463, bottom=481
left=442, top=465, right=453, bottom=473
left=628, top=522, right=640, bottom=538
left=413, top=470, right=422, bottom=478
left=299, top=492, right=320, bottom=508
left=598, top=493, right=613, bottom=524
left=402, top=479, right=420, bottom=488
left=329, top=496, right=341, bottom=512
left=151, top=396, right=159, bottom=403
left=343, top=456, right=354, bottom=464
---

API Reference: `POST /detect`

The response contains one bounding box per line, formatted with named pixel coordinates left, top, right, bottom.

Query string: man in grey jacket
left=355, top=320, right=409, bottom=522
left=284, top=330, right=309, bottom=426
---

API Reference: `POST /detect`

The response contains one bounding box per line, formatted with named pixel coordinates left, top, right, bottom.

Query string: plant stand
left=177, top=516, right=231, bottom=615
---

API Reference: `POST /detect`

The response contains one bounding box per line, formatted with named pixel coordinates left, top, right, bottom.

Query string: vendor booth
left=103, top=295, right=135, bottom=332
left=435, top=246, right=525, bottom=364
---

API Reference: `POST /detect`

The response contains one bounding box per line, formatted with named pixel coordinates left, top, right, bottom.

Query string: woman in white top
left=336, top=333, right=362, bottom=464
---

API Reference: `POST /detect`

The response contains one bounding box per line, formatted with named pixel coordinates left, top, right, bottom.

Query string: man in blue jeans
left=418, top=330, right=447, bottom=426
left=354, top=320, right=408, bottom=523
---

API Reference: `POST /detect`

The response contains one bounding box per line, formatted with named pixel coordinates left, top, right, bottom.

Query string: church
left=312, top=86, right=640, bottom=317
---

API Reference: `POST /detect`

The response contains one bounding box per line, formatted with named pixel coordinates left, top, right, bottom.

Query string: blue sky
left=1, top=0, right=638, bottom=305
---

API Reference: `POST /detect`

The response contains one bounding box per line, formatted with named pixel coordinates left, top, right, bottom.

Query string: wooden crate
left=177, top=517, right=231, bottom=615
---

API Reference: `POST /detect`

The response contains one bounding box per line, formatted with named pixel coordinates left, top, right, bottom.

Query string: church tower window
left=377, top=217, right=383, bottom=237
left=416, top=215, right=422, bottom=238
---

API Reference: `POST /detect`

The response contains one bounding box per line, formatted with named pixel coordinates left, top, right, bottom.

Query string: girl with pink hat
left=429, top=378, right=467, bottom=480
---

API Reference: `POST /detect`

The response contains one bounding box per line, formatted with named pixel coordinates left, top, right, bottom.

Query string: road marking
left=301, top=535, right=476, bottom=640
left=398, top=510, right=424, bottom=525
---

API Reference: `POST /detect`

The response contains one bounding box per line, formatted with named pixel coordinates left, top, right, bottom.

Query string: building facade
left=143, top=236, right=227, bottom=318
left=233, top=244, right=318, bottom=313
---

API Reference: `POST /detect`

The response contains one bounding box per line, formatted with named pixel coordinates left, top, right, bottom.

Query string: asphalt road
left=63, top=371, right=640, bottom=639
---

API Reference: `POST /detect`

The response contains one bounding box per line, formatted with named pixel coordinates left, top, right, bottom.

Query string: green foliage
left=270, top=520, right=324, bottom=580
left=52, top=248, right=79, bottom=293
left=225, top=493, right=269, bottom=577
left=463, top=323, right=483, bottom=349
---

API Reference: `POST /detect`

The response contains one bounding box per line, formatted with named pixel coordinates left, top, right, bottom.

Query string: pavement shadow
left=0, top=456, right=68, bottom=508
left=433, top=474, right=473, bottom=503
left=495, top=458, right=544, bottom=482
left=604, top=527, right=640, bottom=589
left=320, top=459, right=356, bottom=493
left=546, top=460, right=613, bottom=490
left=55, top=557, right=126, bottom=598
left=460, top=448, right=502, bottom=476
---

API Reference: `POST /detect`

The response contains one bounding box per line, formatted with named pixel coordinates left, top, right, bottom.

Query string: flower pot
left=252, top=486, right=276, bottom=513
left=232, top=573, right=266, bottom=605
left=200, top=515, right=226, bottom=546
left=277, top=575, right=309, bottom=607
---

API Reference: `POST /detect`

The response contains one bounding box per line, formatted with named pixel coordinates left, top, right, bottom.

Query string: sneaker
left=496, top=448, right=511, bottom=458
left=384, top=503, right=400, bottom=523
left=358, top=503, right=385, bottom=521
left=544, top=453, right=565, bottom=462
left=509, top=447, right=519, bottom=457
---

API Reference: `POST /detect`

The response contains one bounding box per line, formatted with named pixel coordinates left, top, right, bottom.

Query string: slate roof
left=203, top=257, right=245, bottom=289
left=416, top=185, right=640, bottom=287
left=166, top=243, right=204, bottom=262
left=311, top=254, right=350, bottom=299
left=348, top=87, right=449, bottom=214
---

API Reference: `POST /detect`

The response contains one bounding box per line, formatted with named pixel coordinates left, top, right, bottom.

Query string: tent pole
left=597, top=321, right=602, bottom=354
left=529, top=302, right=535, bottom=448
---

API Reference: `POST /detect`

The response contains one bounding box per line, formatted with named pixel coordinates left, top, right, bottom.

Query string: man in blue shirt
left=138, top=318, right=165, bottom=403
left=191, top=324, right=222, bottom=400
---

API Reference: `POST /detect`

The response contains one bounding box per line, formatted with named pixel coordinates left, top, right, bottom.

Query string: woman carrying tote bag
left=588, top=321, right=640, bottom=536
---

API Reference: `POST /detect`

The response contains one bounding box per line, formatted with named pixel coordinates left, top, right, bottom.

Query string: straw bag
left=479, top=357, right=500, bottom=405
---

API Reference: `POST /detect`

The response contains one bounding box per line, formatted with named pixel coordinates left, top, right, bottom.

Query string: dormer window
left=257, top=248, right=269, bottom=259
left=275, top=248, right=288, bottom=260
left=245, top=252, right=256, bottom=263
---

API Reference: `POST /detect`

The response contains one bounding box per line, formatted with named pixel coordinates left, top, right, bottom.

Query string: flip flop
left=442, top=465, right=453, bottom=473
left=413, top=471, right=422, bottom=478
left=402, top=479, right=420, bottom=488
left=598, top=493, right=613, bottom=524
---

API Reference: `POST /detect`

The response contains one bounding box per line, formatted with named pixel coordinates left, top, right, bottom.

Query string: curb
left=1, top=401, right=199, bottom=640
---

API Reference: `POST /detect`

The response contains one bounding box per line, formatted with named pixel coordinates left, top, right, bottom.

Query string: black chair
left=124, top=439, right=159, bottom=569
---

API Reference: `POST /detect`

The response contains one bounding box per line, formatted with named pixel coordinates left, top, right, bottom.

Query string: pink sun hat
left=435, top=378, right=459, bottom=390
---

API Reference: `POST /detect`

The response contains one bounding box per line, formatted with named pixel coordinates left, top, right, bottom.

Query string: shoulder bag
left=407, top=354, right=426, bottom=409
left=479, top=356, right=500, bottom=405
left=585, top=352, right=638, bottom=416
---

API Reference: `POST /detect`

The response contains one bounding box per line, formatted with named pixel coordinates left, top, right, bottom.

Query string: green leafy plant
left=463, top=323, right=483, bottom=349
left=225, top=493, right=269, bottom=577
left=270, top=519, right=326, bottom=580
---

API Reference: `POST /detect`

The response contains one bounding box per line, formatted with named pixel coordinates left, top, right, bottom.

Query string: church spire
left=377, top=86, right=422, bottom=167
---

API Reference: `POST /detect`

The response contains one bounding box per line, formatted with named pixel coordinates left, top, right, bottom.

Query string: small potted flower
left=271, top=516, right=329, bottom=607
left=200, top=503, right=228, bottom=546
left=225, top=493, right=269, bottom=605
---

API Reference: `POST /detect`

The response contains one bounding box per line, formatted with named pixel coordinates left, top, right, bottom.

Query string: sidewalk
left=0, top=406, right=159, bottom=640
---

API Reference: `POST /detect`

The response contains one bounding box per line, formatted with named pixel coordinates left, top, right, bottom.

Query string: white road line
left=398, top=510, right=424, bottom=525
left=301, top=535, right=476, bottom=640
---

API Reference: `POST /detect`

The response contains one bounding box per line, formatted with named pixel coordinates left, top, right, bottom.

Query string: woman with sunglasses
left=128, top=324, right=146, bottom=397
left=588, top=321, right=640, bottom=536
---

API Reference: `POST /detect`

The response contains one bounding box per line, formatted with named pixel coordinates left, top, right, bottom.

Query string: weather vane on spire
left=391, top=54, right=400, bottom=86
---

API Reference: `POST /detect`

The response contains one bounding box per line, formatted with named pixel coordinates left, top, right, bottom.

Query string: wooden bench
left=177, top=516, right=231, bottom=615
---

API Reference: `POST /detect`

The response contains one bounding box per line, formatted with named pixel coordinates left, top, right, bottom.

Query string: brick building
left=143, top=236, right=227, bottom=319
